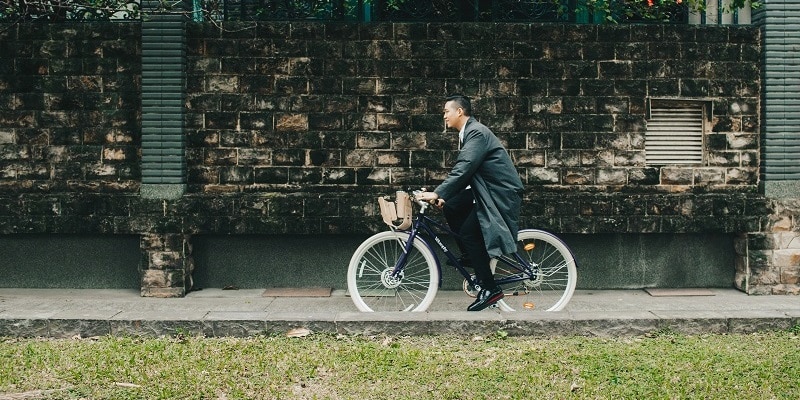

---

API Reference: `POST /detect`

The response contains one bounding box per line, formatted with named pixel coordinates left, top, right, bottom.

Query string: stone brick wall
left=184, top=23, right=760, bottom=195
left=140, top=233, right=194, bottom=298
left=0, top=22, right=763, bottom=232
left=736, top=199, right=800, bottom=295
left=0, top=23, right=141, bottom=194
left=1, top=21, right=795, bottom=297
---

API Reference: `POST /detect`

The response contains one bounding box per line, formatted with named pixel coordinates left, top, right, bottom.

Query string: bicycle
left=347, top=190, right=578, bottom=312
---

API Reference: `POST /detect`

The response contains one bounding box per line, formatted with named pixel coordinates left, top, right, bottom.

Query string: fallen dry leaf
left=0, top=388, right=72, bottom=399
left=114, top=382, right=142, bottom=388
left=286, top=327, right=312, bottom=338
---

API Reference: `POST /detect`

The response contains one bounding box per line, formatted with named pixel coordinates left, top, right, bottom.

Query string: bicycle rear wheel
left=347, top=231, right=439, bottom=312
left=491, top=229, right=577, bottom=311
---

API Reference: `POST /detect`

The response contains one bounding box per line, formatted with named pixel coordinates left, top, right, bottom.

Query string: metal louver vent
left=645, top=106, right=704, bottom=165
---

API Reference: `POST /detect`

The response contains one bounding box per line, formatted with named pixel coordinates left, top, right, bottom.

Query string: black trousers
left=443, top=189, right=497, bottom=290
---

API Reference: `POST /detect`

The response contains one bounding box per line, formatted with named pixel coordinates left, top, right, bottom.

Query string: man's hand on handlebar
left=415, top=188, right=445, bottom=208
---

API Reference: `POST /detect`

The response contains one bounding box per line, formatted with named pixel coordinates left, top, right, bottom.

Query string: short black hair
left=446, top=95, right=471, bottom=116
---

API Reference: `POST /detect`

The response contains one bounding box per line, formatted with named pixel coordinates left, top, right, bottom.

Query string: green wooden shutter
left=759, top=1, right=800, bottom=182
left=141, top=0, right=186, bottom=186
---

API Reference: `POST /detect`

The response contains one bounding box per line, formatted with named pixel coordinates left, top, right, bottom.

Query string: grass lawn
left=1, top=327, right=798, bottom=399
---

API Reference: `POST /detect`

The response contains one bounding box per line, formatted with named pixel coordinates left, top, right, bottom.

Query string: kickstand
left=490, top=299, right=515, bottom=312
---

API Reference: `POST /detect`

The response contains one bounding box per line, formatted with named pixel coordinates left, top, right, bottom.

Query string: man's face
left=443, top=101, right=462, bottom=130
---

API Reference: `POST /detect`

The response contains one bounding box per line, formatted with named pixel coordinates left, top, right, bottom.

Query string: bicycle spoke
left=349, top=228, right=575, bottom=313
left=490, top=230, right=577, bottom=311
left=347, top=231, right=439, bottom=312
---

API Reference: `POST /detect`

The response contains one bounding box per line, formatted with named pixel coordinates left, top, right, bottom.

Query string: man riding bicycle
left=416, top=95, right=525, bottom=311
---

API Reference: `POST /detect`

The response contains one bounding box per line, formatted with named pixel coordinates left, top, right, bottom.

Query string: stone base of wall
left=139, top=234, right=194, bottom=298
left=735, top=199, right=800, bottom=295
left=0, top=192, right=796, bottom=297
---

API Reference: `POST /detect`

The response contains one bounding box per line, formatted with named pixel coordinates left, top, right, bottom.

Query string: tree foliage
left=0, top=0, right=760, bottom=24
left=574, top=0, right=760, bottom=23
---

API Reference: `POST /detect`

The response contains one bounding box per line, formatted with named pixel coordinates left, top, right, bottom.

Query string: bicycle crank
left=462, top=276, right=480, bottom=297
left=463, top=277, right=532, bottom=298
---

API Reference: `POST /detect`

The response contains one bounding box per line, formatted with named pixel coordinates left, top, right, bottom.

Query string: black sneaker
left=467, top=287, right=504, bottom=311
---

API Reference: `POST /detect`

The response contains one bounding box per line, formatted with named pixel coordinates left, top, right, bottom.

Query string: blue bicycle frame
left=389, top=200, right=536, bottom=290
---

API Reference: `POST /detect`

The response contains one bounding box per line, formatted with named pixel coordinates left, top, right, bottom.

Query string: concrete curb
left=1, top=289, right=798, bottom=338
left=1, top=311, right=797, bottom=339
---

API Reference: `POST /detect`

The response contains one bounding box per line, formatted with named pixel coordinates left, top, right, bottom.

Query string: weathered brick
left=563, top=168, right=594, bottom=185
left=597, top=168, right=627, bottom=185
left=253, top=167, right=288, bottom=184
left=274, top=76, right=307, bottom=94
left=409, top=150, right=442, bottom=168
left=392, top=132, right=425, bottom=150
left=773, top=250, right=800, bottom=268
left=220, top=166, right=253, bottom=184
left=0, top=144, right=31, bottom=161
left=377, top=113, right=409, bottom=131
left=511, top=150, right=546, bottom=167
left=217, top=131, right=248, bottom=148
left=391, top=167, right=425, bottom=185
left=304, top=197, right=338, bottom=217
left=345, top=150, right=375, bottom=167
left=615, top=79, right=647, bottom=96
left=527, top=167, right=559, bottom=184
left=343, top=77, right=376, bottom=94
left=694, top=168, right=725, bottom=185
left=308, top=113, right=342, bottom=130
left=562, top=132, right=595, bottom=149
left=376, top=151, right=408, bottom=167
left=275, top=113, right=308, bottom=132
left=411, top=114, right=443, bottom=131
left=518, top=78, right=547, bottom=96
left=203, top=148, right=237, bottom=166
left=661, top=168, right=693, bottom=185
left=781, top=266, right=800, bottom=284
left=358, top=167, right=390, bottom=184
left=0, top=111, right=36, bottom=128
left=599, top=60, right=632, bottom=78
left=204, top=112, right=237, bottom=130
left=726, top=167, right=757, bottom=184
left=102, top=146, right=136, bottom=162
left=357, top=132, right=390, bottom=149
left=322, top=168, right=356, bottom=184
left=750, top=262, right=781, bottom=286
left=649, top=79, right=679, bottom=96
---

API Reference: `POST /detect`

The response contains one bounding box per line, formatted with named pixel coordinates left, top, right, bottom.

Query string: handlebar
left=410, top=190, right=430, bottom=212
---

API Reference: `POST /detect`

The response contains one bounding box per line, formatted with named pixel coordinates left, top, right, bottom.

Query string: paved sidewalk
left=0, top=288, right=798, bottom=338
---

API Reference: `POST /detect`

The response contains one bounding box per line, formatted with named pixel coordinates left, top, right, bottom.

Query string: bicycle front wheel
left=347, top=231, right=439, bottom=312
left=491, top=229, right=577, bottom=312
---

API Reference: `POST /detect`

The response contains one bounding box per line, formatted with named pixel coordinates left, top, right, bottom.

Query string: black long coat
left=433, top=117, right=524, bottom=258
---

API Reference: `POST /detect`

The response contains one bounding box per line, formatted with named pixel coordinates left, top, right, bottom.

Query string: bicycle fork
left=389, top=229, right=416, bottom=279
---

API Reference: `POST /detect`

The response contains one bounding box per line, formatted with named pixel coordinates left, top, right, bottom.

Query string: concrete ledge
left=0, top=289, right=797, bottom=338
left=140, top=184, right=186, bottom=200
left=1, top=312, right=798, bottom=339
left=763, top=180, right=800, bottom=199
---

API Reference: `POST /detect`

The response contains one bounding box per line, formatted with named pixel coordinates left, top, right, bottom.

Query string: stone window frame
left=645, top=98, right=712, bottom=166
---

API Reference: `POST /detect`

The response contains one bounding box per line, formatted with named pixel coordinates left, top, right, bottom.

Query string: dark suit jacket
left=434, top=117, right=524, bottom=258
